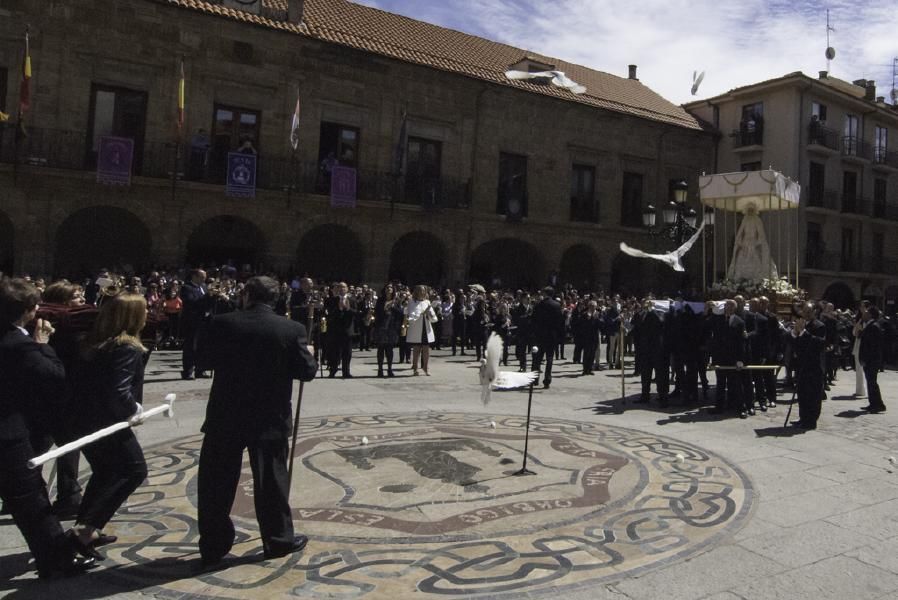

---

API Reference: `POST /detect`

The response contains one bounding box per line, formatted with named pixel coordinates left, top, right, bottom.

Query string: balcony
left=841, top=136, right=872, bottom=162
left=0, top=124, right=471, bottom=209
left=873, top=146, right=898, bottom=171
left=732, top=127, right=763, bottom=150
left=807, top=188, right=841, bottom=211
left=807, top=121, right=840, bottom=152
left=840, top=254, right=861, bottom=272
left=805, top=249, right=838, bottom=271
left=841, top=193, right=862, bottom=214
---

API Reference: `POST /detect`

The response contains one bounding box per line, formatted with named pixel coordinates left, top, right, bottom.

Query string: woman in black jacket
left=69, top=292, right=149, bottom=560
left=373, top=284, right=403, bottom=377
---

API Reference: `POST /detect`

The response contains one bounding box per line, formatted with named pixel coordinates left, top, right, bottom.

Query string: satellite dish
left=825, top=47, right=836, bottom=60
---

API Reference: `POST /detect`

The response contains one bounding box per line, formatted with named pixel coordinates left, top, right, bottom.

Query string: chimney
left=865, top=80, right=876, bottom=101
left=819, top=70, right=828, bottom=79
left=288, top=0, right=304, bottom=24
left=628, top=64, right=638, bottom=80
left=877, top=96, right=885, bottom=103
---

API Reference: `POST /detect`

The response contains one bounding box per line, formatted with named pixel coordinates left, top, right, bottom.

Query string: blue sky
left=352, top=0, right=898, bottom=105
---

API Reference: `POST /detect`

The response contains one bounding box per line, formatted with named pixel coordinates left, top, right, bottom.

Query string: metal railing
left=807, top=187, right=841, bottom=210
left=808, top=122, right=840, bottom=150
left=0, top=125, right=471, bottom=209
left=805, top=249, right=838, bottom=270
left=807, top=249, right=897, bottom=274
left=842, top=136, right=873, bottom=160
left=873, top=146, right=898, bottom=169
left=732, top=127, right=763, bottom=148
left=841, top=193, right=862, bottom=214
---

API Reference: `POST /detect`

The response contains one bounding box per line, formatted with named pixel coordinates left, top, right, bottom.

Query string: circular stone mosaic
left=95, top=413, right=753, bottom=599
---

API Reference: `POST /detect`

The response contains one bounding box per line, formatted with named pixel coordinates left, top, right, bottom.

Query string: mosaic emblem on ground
left=98, top=413, right=753, bottom=598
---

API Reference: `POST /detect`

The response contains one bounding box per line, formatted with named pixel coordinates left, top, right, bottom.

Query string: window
left=621, top=172, right=644, bottom=227
left=808, top=162, right=825, bottom=207
left=405, top=136, right=441, bottom=206
left=841, top=228, right=855, bottom=270
left=739, top=102, right=764, bottom=145
left=209, top=104, right=260, bottom=182
left=874, top=126, right=888, bottom=163
left=843, top=114, right=859, bottom=155
left=842, top=171, right=858, bottom=212
left=874, top=178, right=887, bottom=217
left=86, top=84, right=148, bottom=172
left=740, top=161, right=762, bottom=171
left=806, top=223, right=823, bottom=268
left=873, top=232, right=884, bottom=272
left=317, top=121, right=359, bottom=191
left=497, top=152, right=527, bottom=219
left=570, top=164, right=596, bottom=222
left=812, top=102, right=827, bottom=123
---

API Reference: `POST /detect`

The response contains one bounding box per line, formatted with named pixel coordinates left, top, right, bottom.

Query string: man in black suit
left=196, top=276, right=317, bottom=567
left=860, top=306, right=885, bottom=413
left=634, top=301, right=669, bottom=407
left=745, top=298, right=770, bottom=412
left=0, top=278, right=93, bottom=578
left=790, top=302, right=827, bottom=429
left=531, top=287, right=564, bottom=388
left=759, top=296, right=781, bottom=408
left=712, top=299, right=749, bottom=418
left=324, top=281, right=357, bottom=378
left=180, top=269, right=214, bottom=380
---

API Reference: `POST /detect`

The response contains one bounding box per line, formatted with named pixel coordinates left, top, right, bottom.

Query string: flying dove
left=479, top=333, right=538, bottom=406
left=619, top=221, right=705, bottom=272
left=691, top=70, right=705, bottom=96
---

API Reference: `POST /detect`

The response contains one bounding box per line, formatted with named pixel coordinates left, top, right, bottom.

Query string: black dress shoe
left=790, top=420, right=807, bottom=428
left=38, top=556, right=96, bottom=579
left=869, top=407, right=886, bottom=414
left=739, top=411, right=748, bottom=419
left=759, top=404, right=768, bottom=412
left=543, top=382, right=550, bottom=389
left=747, top=407, right=756, bottom=416
left=196, top=371, right=211, bottom=379
left=66, top=530, right=104, bottom=561
left=264, top=534, right=308, bottom=559
left=94, top=533, right=118, bottom=547
left=769, top=400, right=776, bottom=408
left=181, top=373, right=195, bottom=381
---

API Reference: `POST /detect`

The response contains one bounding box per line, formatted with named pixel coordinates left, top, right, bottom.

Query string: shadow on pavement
left=754, top=426, right=807, bottom=438
left=835, top=410, right=869, bottom=419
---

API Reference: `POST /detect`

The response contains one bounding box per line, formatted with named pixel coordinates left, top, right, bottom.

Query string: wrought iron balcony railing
left=808, top=121, right=840, bottom=150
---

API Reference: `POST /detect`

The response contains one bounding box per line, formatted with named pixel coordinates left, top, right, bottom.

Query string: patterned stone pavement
left=2, top=350, right=898, bottom=600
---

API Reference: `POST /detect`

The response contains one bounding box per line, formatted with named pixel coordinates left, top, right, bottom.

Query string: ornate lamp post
left=641, top=179, right=699, bottom=245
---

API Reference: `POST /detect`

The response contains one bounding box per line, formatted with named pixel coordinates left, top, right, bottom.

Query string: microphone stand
left=514, top=347, right=538, bottom=477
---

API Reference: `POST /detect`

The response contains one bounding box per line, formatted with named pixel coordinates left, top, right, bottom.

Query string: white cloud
left=354, top=0, right=898, bottom=105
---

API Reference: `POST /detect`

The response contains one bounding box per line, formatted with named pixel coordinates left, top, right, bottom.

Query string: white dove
left=479, top=333, right=538, bottom=406
left=619, top=221, right=705, bottom=272
left=691, top=70, right=705, bottom=96
left=505, top=70, right=587, bottom=94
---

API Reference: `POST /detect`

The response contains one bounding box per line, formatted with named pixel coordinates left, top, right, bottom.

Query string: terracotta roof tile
left=154, top=0, right=703, bottom=130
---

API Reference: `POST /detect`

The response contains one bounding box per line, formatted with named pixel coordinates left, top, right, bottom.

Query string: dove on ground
left=479, top=333, right=538, bottom=405
left=619, top=221, right=705, bottom=272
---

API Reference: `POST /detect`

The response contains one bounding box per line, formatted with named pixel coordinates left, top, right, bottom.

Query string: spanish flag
left=177, top=58, right=185, bottom=137
left=19, top=29, right=31, bottom=116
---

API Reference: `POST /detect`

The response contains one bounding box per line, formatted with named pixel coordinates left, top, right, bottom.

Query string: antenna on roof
left=824, top=10, right=836, bottom=73
left=891, top=57, right=897, bottom=105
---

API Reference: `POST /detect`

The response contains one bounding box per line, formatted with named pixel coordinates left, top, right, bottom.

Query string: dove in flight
left=619, top=221, right=705, bottom=272
left=479, top=333, right=538, bottom=406
left=691, top=70, right=706, bottom=96
left=505, top=70, right=587, bottom=94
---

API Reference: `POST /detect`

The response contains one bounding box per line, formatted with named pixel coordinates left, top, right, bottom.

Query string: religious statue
left=726, top=202, right=778, bottom=281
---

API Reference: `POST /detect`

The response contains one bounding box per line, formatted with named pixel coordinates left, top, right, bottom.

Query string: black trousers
left=864, top=363, right=885, bottom=410
left=30, top=431, right=82, bottom=502
left=376, top=345, right=395, bottom=373
left=451, top=321, right=466, bottom=355
left=796, top=373, right=824, bottom=426
left=515, top=342, right=528, bottom=371
left=762, top=363, right=778, bottom=405
left=641, top=354, right=669, bottom=401
left=582, top=342, right=597, bottom=374
left=532, top=344, right=555, bottom=385
left=0, top=436, right=73, bottom=575
left=181, top=321, right=200, bottom=375
left=198, top=434, right=294, bottom=560
left=328, top=337, right=352, bottom=376
left=78, top=429, right=147, bottom=530
left=715, top=369, right=745, bottom=411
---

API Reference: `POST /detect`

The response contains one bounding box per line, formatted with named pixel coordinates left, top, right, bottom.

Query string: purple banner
left=226, top=152, right=257, bottom=198
left=330, top=165, right=357, bottom=208
left=96, top=136, right=134, bottom=186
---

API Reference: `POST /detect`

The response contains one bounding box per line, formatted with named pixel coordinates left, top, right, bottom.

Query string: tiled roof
left=154, top=0, right=704, bottom=130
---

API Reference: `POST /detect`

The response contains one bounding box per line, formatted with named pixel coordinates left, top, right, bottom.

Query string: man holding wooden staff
left=195, top=276, right=317, bottom=568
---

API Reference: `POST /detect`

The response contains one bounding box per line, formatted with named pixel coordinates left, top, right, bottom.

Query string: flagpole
left=171, top=57, right=184, bottom=205
left=13, top=26, right=31, bottom=186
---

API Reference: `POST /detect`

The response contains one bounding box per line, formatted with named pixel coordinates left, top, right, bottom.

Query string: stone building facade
left=0, top=0, right=714, bottom=291
left=686, top=72, right=898, bottom=311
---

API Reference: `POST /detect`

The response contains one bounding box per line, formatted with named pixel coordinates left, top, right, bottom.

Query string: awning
left=699, top=170, right=800, bottom=213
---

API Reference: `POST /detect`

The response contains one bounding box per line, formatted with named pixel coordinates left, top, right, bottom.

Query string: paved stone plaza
left=2, top=349, right=898, bottom=599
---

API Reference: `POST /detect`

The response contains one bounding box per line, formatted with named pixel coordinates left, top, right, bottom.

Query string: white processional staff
left=28, top=394, right=177, bottom=470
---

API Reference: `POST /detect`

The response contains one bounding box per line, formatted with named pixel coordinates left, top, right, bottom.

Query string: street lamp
left=641, top=179, right=699, bottom=246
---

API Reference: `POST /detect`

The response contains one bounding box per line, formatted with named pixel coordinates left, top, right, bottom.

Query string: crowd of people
left=1, top=263, right=896, bottom=579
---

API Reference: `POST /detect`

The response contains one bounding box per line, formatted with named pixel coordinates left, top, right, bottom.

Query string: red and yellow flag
left=19, top=29, right=31, bottom=117
left=177, top=58, right=185, bottom=137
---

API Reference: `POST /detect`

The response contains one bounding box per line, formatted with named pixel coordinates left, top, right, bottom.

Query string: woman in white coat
left=405, top=285, right=438, bottom=376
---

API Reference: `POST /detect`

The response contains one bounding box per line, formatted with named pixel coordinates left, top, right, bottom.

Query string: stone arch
left=823, top=281, right=856, bottom=310
left=296, top=224, right=365, bottom=283
left=186, top=215, right=267, bottom=268
left=559, top=244, right=597, bottom=291
left=469, top=238, right=544, bottom=289
left=54, top=206, right=152, bottom=277
left=388, top=231, right=447, bottom=286
left=0, top=211, right=13, bottom=275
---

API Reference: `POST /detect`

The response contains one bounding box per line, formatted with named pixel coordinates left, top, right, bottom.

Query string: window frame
left=84, top=82, right=149, bottom=173
left=497, top=152, right=528, bottom=218
left=620, top=171, right=644, bottom=227
left=569, top=163, right=597, bottom=223
left=405, top=135, right=443, bottom=206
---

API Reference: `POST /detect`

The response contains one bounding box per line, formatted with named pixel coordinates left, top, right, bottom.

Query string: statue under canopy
left=726, top=203, right=778, bottom=281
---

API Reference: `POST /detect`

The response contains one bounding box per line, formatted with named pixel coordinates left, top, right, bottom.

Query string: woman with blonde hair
left=68, top=293, right=149, bottom=560
left=405, top=285, right=438, bottom=376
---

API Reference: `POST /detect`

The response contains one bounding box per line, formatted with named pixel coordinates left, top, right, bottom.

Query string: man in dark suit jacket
left=860, top=306, right=885, bottom=413
left=531, top=287, right=564, bottom=388
left=324, top=281, right=357, bottom=378
left=790, top=302, right=827, bottom=429
left=712, top=299, right=749, bottom=418
left=634, top=302, right=670, bottom=406
left=745, top=298, right=770, bottom=411
left=180, top=269, right=214, bottom=380
left=0, top=278, right=92, bottom=578
left=759, top=296, right=781, bottom=408
left=196, top=276, right=317, bottom=566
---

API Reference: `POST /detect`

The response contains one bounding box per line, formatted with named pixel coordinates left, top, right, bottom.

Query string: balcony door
left=86, top=84, right=148, bottom=172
